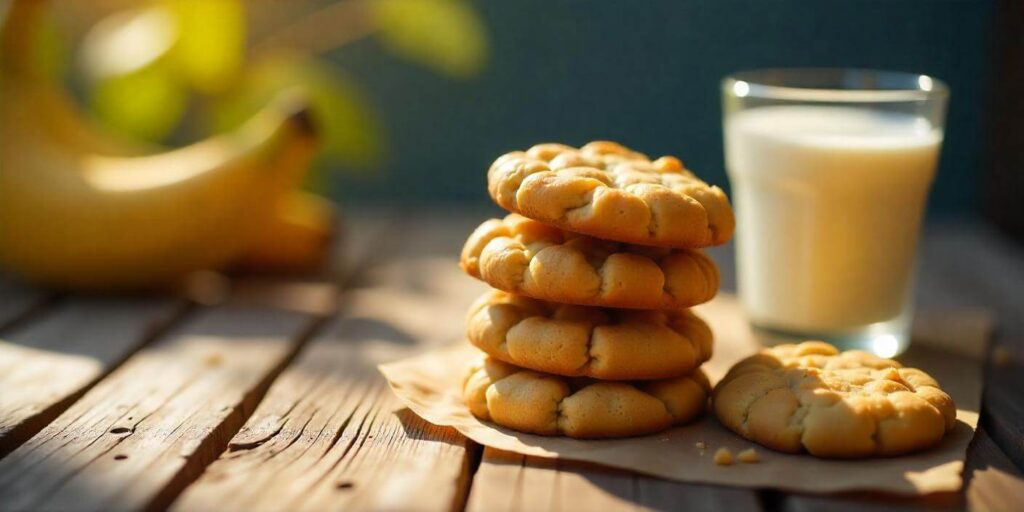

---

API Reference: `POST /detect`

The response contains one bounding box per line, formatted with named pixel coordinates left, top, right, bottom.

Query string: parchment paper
left=380, top=295, right=992, bottom=495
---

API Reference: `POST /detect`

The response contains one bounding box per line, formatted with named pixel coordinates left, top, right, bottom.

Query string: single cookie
left=713, top=341, right=957, bottom=458
left=487, top=141, right=735, bottom=248
left=466, top=289, right=712, bottom=380
left=460, top=214, right=720, bottom=309
left=463, top=355, right=710, bottom=438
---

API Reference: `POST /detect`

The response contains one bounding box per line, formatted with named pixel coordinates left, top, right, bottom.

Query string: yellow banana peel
left=235, top=191, right=337, bottom=274
left=0, top=0, right=323, bottom=290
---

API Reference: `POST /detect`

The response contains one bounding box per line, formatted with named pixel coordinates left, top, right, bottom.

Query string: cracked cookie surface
left=487, top=141, right=734, bottom=248
left=713, top=341, right=957, bottom=458
left=460, top=214, right=720, bottom=309
left=466, top=289, right=712, bottom=380
left=463, top=354, right=710, bottom=438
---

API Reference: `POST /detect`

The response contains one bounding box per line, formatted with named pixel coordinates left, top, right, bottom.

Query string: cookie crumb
left=737, top=448, right=760, bottom=463
left=204, top=353, right=224, bottom=367
left=713, top=447, right=733, bottom=466
left=695, top=441, right=707, bottom=451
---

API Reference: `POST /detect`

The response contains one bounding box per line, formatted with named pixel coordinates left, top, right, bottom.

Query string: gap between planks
left=0, top=295, right=191, bottom=458
left=0, top=282, right=333, bottom=511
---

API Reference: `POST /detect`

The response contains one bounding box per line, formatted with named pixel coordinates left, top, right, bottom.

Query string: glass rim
left=722, top=68, right=948, bottom=103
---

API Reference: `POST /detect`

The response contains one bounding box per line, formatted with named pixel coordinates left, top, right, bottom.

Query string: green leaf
left=372, top=0, right=488, bottom=78
left=80, top=6, right=185, bottom=143
left=210, top=51, right=382, bottom=170
left=78, top=1, right=245, bottom=142
left=164, top=0, right=246, bottom=94
left=89, top=62, right=188, bottom=143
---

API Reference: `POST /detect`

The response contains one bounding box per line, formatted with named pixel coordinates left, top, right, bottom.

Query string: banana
left=0, top=0, right=150, bottom=156
left=235, top=191, right=337, bottom=274
left=0, top=0, right=321, bottom=290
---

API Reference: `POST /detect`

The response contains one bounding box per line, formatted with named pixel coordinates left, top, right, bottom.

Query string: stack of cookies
left=458, top=141, right=735, bottom=438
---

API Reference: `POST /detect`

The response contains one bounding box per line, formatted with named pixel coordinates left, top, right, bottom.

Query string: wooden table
left=1, top=210, right=1022, bottom=511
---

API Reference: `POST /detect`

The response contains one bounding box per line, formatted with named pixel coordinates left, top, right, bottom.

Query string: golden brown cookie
left=466, top=289, right=712, bottom=380
left=713, top=341, right=957, bottom=458
left=460, top=214, right=720, bottom=309
left=487, top=141, right=734, bottom=248
left=463, top=355, right=710, bottom=438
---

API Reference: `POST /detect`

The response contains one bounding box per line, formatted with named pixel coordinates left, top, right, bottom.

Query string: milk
left=725, top=106, right=942, bottom=332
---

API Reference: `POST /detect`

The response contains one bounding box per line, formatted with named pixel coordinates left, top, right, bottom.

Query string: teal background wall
left=330, top=0, right=993, bottom=216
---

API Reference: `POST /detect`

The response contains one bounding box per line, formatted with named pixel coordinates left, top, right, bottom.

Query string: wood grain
left=964, top=428, right=1024, bottom=511
left=171, top=343, right=474, bottom=511
left=0, top=297, right=185, bottom=457
left=174, top=213, right=487, bottom=511
left=0, top=282, right=334, bottom=511
left=467, top=447, right=762, bottom=512
left=912, top=224, right=1024, bottom=478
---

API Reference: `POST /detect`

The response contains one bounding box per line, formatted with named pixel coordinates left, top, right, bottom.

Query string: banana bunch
left=0, top=0, right=327, bottom=290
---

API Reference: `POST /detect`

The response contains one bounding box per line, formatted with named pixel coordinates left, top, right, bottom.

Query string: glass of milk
left=722, top=68, right=948, bottom=357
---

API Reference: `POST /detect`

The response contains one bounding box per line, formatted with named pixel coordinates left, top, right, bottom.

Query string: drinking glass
left=721, top=68, right=948, bottom=357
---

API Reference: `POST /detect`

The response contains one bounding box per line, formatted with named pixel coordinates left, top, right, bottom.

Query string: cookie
left=463, top=355, right=710, bottom=438
left=487, top=141, right=734, bottom=248
left=460, top=214, right=720, bottom=309
left=713, top=341, right=957, bottom=458
left=466, top=289, right=712, bottom=380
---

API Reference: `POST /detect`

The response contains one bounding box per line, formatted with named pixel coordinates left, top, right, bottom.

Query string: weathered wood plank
left=0, top=281, right=335, bottom=511
left=0, top=297, right=185, bottom=457
left=466, top=450, right=570, bottom=512
left=173, top=213, right=487, bottom=511
left=467, top=447, right=763, bottom=512
left=634, top=472, right=765, bottom=511
left=173, top=356, right=473, bottom=511
left=0, top=277, right=52, bottom=332
left=965, top=428, right=1024, bottom=511
left=0, top=208, right=387, bottom=464
left=917, top=223, right=1024, bottom=470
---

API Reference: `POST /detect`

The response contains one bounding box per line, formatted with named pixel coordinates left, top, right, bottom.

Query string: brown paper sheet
left=380, top=295, right=991, bottom=495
